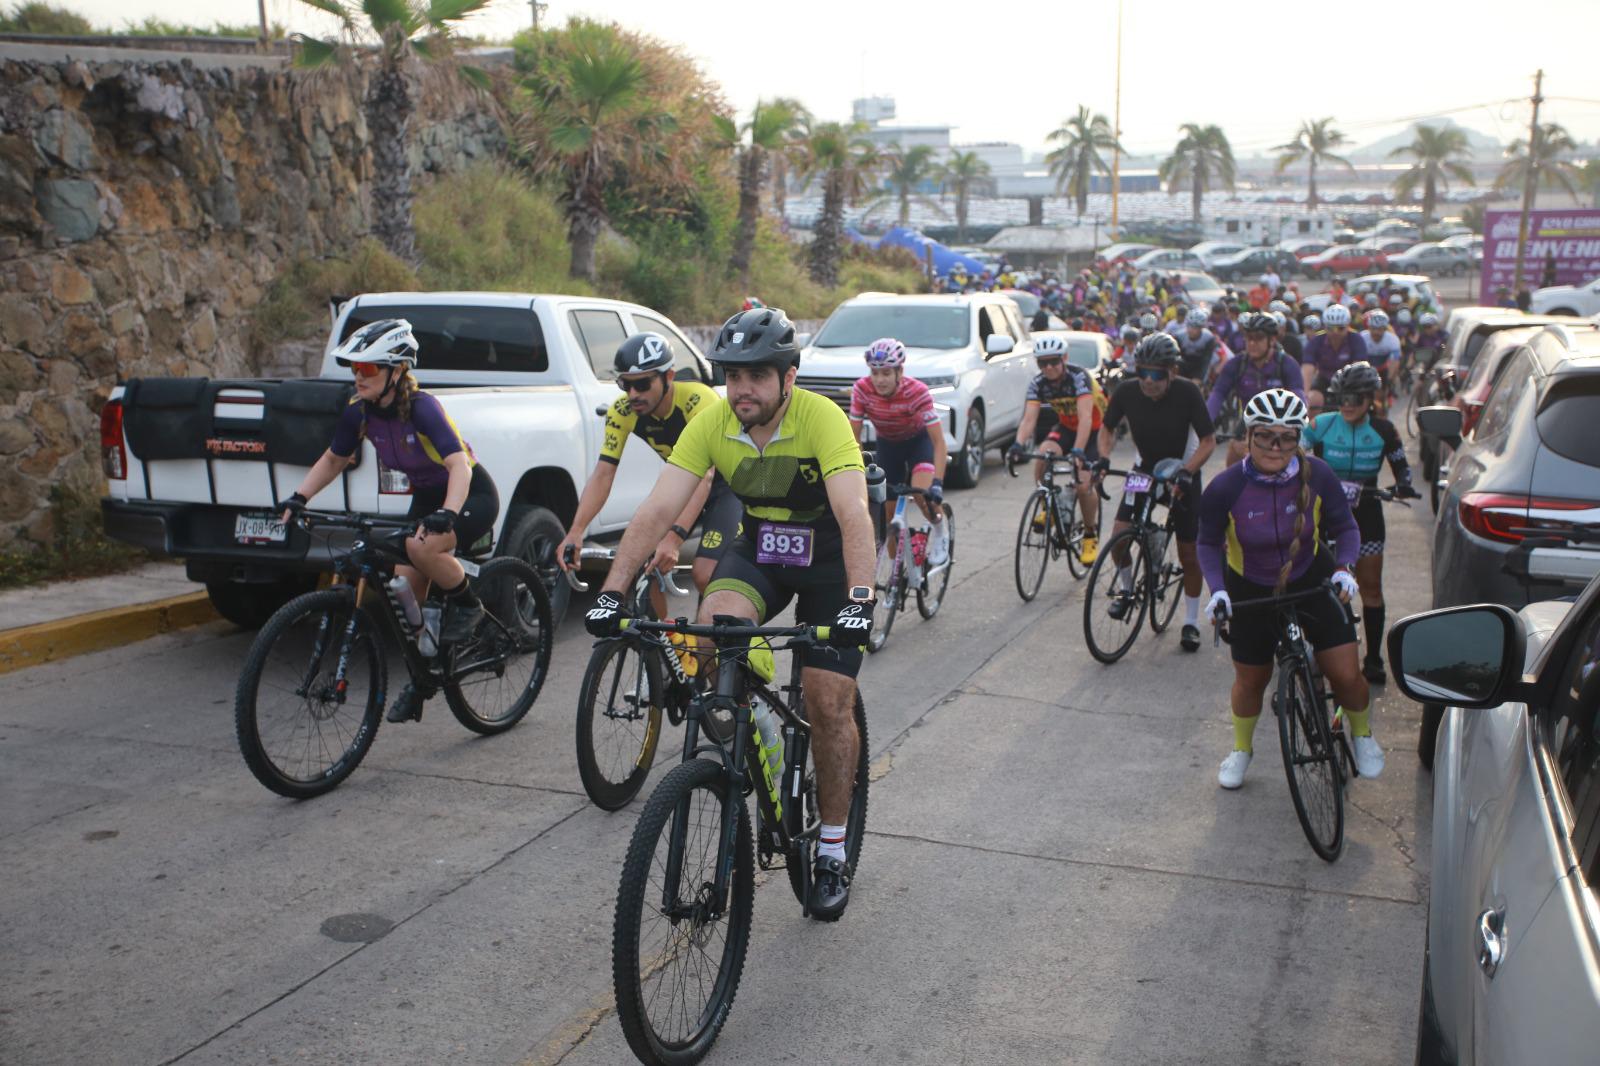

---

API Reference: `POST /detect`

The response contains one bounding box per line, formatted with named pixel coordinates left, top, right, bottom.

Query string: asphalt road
left=0, top=408, right=1440, bottom=1066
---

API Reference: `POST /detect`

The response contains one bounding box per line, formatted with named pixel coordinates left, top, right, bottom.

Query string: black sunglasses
left=619, top=376, right=659, bottom=393
left=1135, top=367, right=1169, bottom=381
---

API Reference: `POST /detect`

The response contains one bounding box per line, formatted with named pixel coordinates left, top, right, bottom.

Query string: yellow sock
left=1344, top=706, right=1371, bottom=737
left=1232, top=713, right=1260, bottom=753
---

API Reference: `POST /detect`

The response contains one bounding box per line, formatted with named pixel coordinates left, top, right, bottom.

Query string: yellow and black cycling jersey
left=667, top=387, right=864, bottom=528
left=599, top=380, right=719, bottom=464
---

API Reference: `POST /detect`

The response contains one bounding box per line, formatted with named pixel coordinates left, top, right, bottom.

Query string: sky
left=64, top=0, right=1600, bottom=158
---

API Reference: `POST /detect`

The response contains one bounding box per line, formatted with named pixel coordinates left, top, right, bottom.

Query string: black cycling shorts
left=1032, top=415, right=1100, bottom=460
left=1115, top=467, right=1200, bottom=542
left=704, top=523, right=862, bottom=678
left=1222, top=555, right=1358, bottom=667
left=693, top=479, right=743, bottom=563
left=409, top=463, right=499, bottom=554
left=875, top=432, right=935, bottom=497
left=1351, top=489, right=1386, bottom=555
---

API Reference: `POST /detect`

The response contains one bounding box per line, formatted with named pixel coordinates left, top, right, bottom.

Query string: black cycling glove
left=1395, top=482, right=1422, bottom=500
left=584, top=591, right=629, bottom=637
left=280, top=492, right=308, bottom=518
left=928, top=478, right=943, bottom=505
left=421, top=508, right=457, bottom=534
left=1006, top=441, right=1028, bottom=463
left=827, top=601, right=874, bottom=648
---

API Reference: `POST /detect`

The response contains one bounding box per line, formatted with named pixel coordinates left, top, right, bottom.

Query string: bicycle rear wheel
left=614, top=758, right=753, bottom=1066
left=234, top=589, right=385, bottom=799
left=1013, top=491, right=1052, bottom=602
left=1146, top=532, right=1182, bottom=635
left=1277, top=657, right=1345, bottom=861
left=1083, top=529, right=1148, bottom=664
left=1405, top=385, right=1423, bottom=439
left=785, top=692, right=870, bottom=915
left=576, top=636, right=665, bottom=810
left=869, top=530, right=905, bottom=653
left=443, top=557, right=554, bottom=735
left=917, top=504, right=955, bottom=619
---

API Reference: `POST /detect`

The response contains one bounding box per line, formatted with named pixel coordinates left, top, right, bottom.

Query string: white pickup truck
left=100, top=291, right=715, bottom=627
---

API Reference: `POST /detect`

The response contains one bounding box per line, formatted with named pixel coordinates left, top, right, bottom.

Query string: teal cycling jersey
left=1302, top=412, right=1410, bottom=485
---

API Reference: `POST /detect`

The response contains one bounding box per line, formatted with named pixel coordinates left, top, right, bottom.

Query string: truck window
left=339, top=305, right=547, bottom=372
left=568, top=309, right=630, bottom=380
left=630, top=312, right=705, bottom=381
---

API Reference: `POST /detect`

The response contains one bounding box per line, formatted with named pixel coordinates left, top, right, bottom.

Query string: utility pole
left=1109, top=0, right=1123, bottom=241
left=530, top=0, right=547, bottom=31
left=257, top=0, right=269, bottom=50
left=1512, top=69, right=1544, bottom=296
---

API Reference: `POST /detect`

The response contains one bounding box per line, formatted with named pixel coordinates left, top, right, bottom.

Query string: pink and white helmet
left=864, top=337, right=906, bottom=367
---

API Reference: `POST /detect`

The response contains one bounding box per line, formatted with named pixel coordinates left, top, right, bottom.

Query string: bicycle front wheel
left=1146, top=533, right=1182, bottom=635
left=1277, top=658, right=1345, bottom=862
left=443, top=557, right=554, bottom=735
left=917, top=503, right=955, bottom=619
left=1013, top=491, right=1052, bottom=602
left=613, top=758, right=753, bottom=1066
left=1064, top=490, right=1098, bottom=580
left=576, top=636, right=666, bottom=810
left=234, top=589, right=385, bottom=799
left=1083, top=529, right=1148, bottom=664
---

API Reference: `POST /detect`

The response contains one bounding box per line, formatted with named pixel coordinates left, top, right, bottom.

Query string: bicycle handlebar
left=1211, top=580, right=1342, bottom=645
left=562, top=545, right=690, bottom=596
left=618, top=616, right=832, bottom=646
left=294, top=509, right=414, bottom=533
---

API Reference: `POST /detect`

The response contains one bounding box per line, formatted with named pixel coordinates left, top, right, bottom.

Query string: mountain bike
left=1006, top=450, right=1099, bottom=601
left=1081, top=463, right=1188, bottom=663
left=611, top=616, right=868, bottom=1066
left=866, top=475, right=955, bottom=652
left=234, top=510, right=553, bottom=798
left=1215, top=582, right=1356, bottom=862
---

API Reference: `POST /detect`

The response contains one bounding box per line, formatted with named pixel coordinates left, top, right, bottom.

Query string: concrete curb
left=0, top=593, right=219, bottom=675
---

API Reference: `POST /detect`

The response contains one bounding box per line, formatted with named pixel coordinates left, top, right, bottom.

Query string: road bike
left=1081, top=461, right=1188, bottom=663
left=1006, top=449, right=1099, bottom=601
left=611, top=615, right=868, bottom=1066
left=234, top=510, right=553, bottom=798
left=1406, top=362, right=1457, bottom=441
left=866, top=473, right=955, bottom=652
left=1216, top=582, right=1357, bottom=862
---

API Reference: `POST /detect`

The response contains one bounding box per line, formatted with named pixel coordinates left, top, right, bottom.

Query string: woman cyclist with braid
left=1196, top=388, right=1384, bottom=791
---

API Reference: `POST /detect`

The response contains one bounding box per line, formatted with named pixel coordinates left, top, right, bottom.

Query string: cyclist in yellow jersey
left=585, top=307, right=876, bottom=921
left=557, top=333, right=742, bottom=610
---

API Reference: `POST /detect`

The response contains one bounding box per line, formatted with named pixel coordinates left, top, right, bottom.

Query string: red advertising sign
left=1481, top=208, right=1600, bottom=301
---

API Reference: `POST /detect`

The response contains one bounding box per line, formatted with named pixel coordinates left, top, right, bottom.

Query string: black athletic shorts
left=704, top=522, right=862, bottom=678
left=1031, top=416, right=1101, bottom=460
left=1222, top=554, right=1358, bottom=666
left=693, top=479, right=743, bottom=563
left=1351, top=489, right=1386, bottom=556
left=875, top=433, right=935, bottom=498
left=1115, top=467, right=1199, bottom=541
left=409, top=463, right=499, bottom=554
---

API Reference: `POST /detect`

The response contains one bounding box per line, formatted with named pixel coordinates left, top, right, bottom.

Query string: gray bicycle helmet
left=614, top=332, right=675, bottom=376
left=710, top=307, right=800, bottom=370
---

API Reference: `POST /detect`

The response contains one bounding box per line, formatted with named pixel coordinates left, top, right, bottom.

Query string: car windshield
left=813, top=304, right=970, bottom=349
left=1066, top=340, right=1101, bottom=368
left=1004, top=291, right=1041, bottom=318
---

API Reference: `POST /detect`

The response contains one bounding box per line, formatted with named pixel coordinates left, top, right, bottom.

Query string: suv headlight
left=917, top=374, right=958, bottom=391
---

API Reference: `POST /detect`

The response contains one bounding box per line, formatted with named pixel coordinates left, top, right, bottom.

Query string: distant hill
left=1349, top=119, right=1504, bottom=161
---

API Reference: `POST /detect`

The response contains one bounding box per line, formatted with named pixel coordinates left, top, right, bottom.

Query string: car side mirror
left=594, top=404, right=609, bottom=417
left=1417, top=405, right=1462, bottom=448
left=1387, top=604, right=1528, bottom=709
left=985, top=334, right=1015, bottom=357
left=795, top=332, right=812, bottom=349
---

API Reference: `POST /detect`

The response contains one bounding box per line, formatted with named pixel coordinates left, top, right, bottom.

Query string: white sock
left=1115, top=565, right=1133, bottom=593
left=1184, top=594, right=1201, bottom=626
left=818, top=823, right=847, bottom=862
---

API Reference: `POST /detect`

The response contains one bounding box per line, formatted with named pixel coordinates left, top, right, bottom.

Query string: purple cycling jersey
left=1206, top=349, right=1305, bottom=420
left=328, top=391, right=473, bottom=489
left=1197, top=455, right=1358, bottom=592
left=1301, top=330, right=1369, bottom=379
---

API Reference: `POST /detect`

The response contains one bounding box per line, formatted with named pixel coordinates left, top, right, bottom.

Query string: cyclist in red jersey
left=849, top=338, right=950, bottom=565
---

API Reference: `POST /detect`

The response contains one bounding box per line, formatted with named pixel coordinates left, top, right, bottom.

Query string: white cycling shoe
left=926, top=522, right=950, bottom=567
left=1218, top=750, right=1252, bottom=790
left=1352, top=734, right=1386, bottom=779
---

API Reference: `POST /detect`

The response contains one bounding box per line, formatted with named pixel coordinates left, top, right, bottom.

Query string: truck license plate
left=235, top=513, right=287, bottom=544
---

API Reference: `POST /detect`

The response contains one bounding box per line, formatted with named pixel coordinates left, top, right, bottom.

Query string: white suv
left=1530, top=275, right=1600, bottom=317
left=794, top=293, right=1035, bottom=487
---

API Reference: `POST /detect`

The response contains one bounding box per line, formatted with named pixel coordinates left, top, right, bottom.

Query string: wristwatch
left=668, top=524, right=691, bottom=540
left=847, top=585, right=873, bottom=603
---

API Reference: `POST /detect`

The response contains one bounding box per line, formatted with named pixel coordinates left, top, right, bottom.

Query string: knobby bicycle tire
left=785, top=692, right=870, bottom=914
left=1014, top=490, right=1052, bottom=602
left=1083, top=529, right=1148, bottom=664
left=917, top=503, right=955, bottom=619
left=1145, top=531, right=1182, bottom=635
left=235, top=588, right=385, bottom=799
left=1277, top=656, right=1345, bottom=861
left=443, top=557, right=554, bottom=735
left=576, top=635, right=666, bottom=811
left=613, top=758, right=753, bottom=1066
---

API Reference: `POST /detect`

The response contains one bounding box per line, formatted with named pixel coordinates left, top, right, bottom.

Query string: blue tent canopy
left=874, top=226, right=990, bottom=277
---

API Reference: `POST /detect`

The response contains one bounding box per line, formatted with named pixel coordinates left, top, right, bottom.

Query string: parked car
left=1300, top=274, right=1442, bottom=315
left=1041, top=329, right=1114, bottom=371
left=1097, top=242, right=1157, bottom=264
left=1530, top=275, right=1600, bottom=317
left=998, top=288, right=1067, bottom=330
left=1301, top=244, right=1389, bottom=278
left=1439, top=233, right=1484, bottom=262
left=1206, top=246, right=1302, bottom=283
left=1388, top=576, right=1600, bottom=1064
left=796, top=292, right=1034, bottom=488
left=1157, top=269, right=1226, bottom=307
left=1279, top=237, right=1333, bottom=259
left=1422, top=322, right=1600, bottom=611
left=1362, top=236, right=1418, bottom=256
left=100, top=293, right=716, bottom=627
left=1131, top=248, right=1207, bottom=272
left=1386, top=242, right=1474, bottom=277
left=1188, top=240, right=1249, bottom=268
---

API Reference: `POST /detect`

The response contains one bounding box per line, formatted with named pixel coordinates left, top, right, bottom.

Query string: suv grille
left=797, top=376, right=855, bottom=409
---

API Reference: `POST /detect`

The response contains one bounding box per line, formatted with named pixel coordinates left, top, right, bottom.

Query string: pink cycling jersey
left=849, top=376, right=939, bottom=442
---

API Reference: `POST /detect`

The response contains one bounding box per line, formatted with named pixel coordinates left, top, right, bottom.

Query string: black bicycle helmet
left=614, top=331, right=674, bottom=376
left=1328, top=360, right=1382, bottom=398
left=710, top=306, right=799, bottom=370
left=1240, top=311, right=1279, bottom=337
left=1133, top=331, right=1181, bottom=367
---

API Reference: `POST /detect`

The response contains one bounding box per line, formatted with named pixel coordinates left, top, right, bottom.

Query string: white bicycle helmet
left=1396, top=308, right=1413, bottom=324
left=1302, top=314, right=1322, bottom=331
left=1258, top=274, right=1272, bottom=286
left=1269, top=310, right=1287, bottom=330
left=1186, top=307, right=1209, bottom=328
left=1268, top=299, right=1291, bottom=315
left=1033, top=334, right=1068, bottom=359
left=1366, top=310, right=1390, bottom=329
left=864, top=337, right=907, bottom=367
left=333, top=318, right=419, bottom=367
left=1322, top=304, right=1351, bottom=328
left=1243, top=387, right=1310, bottom=430
left=1139, top=312, right=1159, bottom=332
left=1419, top=312, right=1439, bottom=327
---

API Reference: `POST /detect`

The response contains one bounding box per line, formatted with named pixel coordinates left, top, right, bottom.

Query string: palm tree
left=1274, top=117, right=1353, bottom=211
left=293, top=0, right=492, bottom=262
left=940, top=150, right=991, bottom=243
left=1579, top=158, right=1600, bottom=209
left=765, top=97, right=810, bottom=223
left=795, top=122, right=879, bottom=287
left=715, top=99, right=805, bottom=284
left=1045, top=106, right=1121, bottom=217
left=866, top=144, right=945, bottom=226
left=1388, top=124, right=1475, bottom=226
left=1495, top=122, right=1583, bottom=205
left=517, top=22, right=677, bottom=282
left=1158, top=124, right=1235, bottom=224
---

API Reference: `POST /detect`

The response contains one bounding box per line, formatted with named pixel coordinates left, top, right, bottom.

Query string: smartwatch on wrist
left=847, top=584, right=873, bottom=603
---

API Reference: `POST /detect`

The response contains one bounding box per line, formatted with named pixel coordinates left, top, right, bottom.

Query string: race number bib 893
left=755, top=522, right=814, bottom=567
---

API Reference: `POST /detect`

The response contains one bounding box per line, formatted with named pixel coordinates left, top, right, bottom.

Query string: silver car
left=1389, top=578, right=1600, bottom=1065
left=1387, top=242, right=1474, bottom=277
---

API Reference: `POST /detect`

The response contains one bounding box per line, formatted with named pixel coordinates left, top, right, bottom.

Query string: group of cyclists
left=283, top=259, right=1434, bottom=916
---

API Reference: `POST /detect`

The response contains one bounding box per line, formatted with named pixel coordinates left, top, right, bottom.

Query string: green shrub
left=413, top=164, right=588, bottom=295
left=0, top=1, right=92, bottom=34
left=0, top=473, right=149, bottom=589
left=249, top=239, right=418, bottom=354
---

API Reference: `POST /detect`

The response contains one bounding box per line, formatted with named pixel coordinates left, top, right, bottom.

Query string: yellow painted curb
left=0, top=592, right=219, bottom=675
